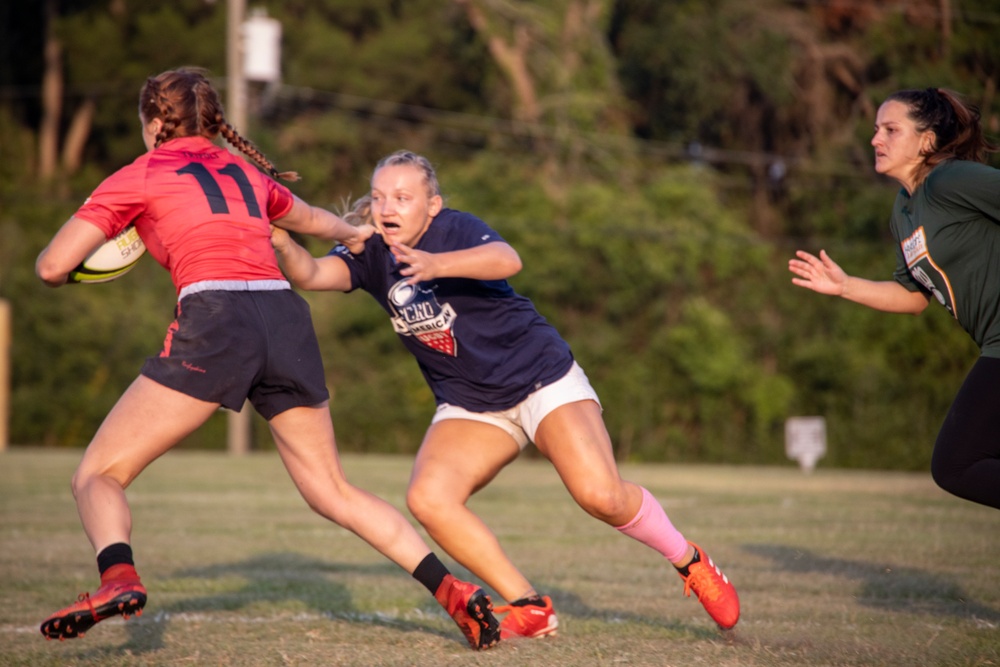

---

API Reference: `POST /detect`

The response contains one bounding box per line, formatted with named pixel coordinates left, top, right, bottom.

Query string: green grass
left=1, top=449, right=998, bottom=666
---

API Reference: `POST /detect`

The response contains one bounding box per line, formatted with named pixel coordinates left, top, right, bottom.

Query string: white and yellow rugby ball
left=68, top=224, right=147, bottom=284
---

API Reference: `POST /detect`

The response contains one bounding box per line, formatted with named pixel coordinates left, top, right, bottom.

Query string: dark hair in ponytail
left=138, top=67, right=298, bottom=181
left=886, top=88, right=998, bottom=179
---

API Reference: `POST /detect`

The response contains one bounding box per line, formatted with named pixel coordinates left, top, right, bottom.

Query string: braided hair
left=138, top=67, right=298, bottom=181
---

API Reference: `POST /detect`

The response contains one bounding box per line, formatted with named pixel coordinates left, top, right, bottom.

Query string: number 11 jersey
left=73, top=135, right=295, bottom=295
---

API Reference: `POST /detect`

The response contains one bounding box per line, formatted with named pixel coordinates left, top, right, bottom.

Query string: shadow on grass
left=744, top=543, right=1000, bottom=622
left=534, top=587, right=724, bottom=642
left=82, top=552, right=478, bottom=656
left=56, top=556, right=731, bottom=661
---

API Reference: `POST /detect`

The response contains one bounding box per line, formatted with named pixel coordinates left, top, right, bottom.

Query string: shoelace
left=683, top=563, right=725, bottom=602
left=76, top=592, right=100, bottom=620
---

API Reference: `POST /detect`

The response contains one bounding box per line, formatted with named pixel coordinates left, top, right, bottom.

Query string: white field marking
left=3, top=607, right=445, bottom=636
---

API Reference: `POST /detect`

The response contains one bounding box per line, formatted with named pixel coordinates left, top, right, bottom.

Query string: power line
left=788, top=0, right=1000, bottom=25
left=271, top=83, right=872, bottom=180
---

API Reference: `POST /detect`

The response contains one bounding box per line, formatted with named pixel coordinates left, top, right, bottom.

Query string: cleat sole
left=40, top=589, right=147, bottom=640
left=467, top=591, right=501, bottom=649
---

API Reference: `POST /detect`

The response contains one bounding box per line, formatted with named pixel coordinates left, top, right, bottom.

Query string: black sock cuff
left=674, top=545, right=701, bottom=576
left=511, top=595, right=546, bottom=607
left=96, top=542, right=134, bottom=575
left=412, top=553, right=451, bottom=595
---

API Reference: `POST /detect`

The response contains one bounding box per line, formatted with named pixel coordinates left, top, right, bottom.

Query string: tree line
left=1, top=0, right=998, bottom=469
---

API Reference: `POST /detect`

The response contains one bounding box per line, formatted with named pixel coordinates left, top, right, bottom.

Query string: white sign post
left=785, top=416, right=826, bottom=473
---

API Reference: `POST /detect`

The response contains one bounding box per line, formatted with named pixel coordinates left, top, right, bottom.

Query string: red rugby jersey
left=74, top=135, right=295, bottom=294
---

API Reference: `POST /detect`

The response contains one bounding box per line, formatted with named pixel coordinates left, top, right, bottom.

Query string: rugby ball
left=68, top=224, right=147, bottom=284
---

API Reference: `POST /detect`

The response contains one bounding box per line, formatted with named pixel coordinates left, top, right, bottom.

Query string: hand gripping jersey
left=331, top=209, right=574, bottom=412
left=890, top=160, right=1000, bottom=357
left=73, top=136, right=295, bottom=295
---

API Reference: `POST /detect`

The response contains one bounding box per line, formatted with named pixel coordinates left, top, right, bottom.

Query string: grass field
left=1, top=448, right=997, bottom=667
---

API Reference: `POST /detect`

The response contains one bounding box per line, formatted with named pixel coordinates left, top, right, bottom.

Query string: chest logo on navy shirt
left=900, top=226, right=956, bottom=316
left=387, top=280, right=458, bottom=356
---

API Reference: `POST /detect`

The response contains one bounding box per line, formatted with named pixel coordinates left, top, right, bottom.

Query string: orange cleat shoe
left=677, top=541, right=739, bottom=629
left=494, top=595, right=559, bottom=639
left=40, top=567, right=146, bottom=640
left=434, top=574, right=501, bottom=650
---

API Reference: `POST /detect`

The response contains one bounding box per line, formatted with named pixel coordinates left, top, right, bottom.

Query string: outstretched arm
left=271, top=226, right=354, bottom=292
left=389, top=240, right=522, bottom=285
left=789, top=249, right=930, bottom=314
left=274, top=196, right=374, bottom=253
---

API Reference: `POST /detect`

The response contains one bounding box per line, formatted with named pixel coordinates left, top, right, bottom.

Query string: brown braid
left=138, top=67, right=299, bottom=181
left=141, top=76, right=180, bottom=148
left=217, top=116, right=299, bottom=182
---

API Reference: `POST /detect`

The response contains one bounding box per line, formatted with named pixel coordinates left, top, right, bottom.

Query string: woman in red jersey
left=34, top=68, right=499, bottom=650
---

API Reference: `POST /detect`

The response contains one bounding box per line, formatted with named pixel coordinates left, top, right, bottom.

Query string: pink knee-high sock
left=614, top=486, right=689, bottom=564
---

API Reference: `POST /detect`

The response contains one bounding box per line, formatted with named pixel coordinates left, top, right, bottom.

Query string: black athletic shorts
left=141, top=286, right=330, bottom=420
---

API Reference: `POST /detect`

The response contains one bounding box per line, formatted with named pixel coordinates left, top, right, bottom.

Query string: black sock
left=96, top=543, right=134, bottom=575
left=674, top=546, right=701, bottom=577
left=511, top=595, right=546, bottom=608
left=412, top=553, right=451, bottom=595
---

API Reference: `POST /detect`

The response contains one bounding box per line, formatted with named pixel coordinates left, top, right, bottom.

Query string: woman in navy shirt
left=274, top=150, right=740, bottom=637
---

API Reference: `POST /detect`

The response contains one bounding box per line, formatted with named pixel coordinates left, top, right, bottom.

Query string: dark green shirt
left=890, top=159, right=1000, bottom=357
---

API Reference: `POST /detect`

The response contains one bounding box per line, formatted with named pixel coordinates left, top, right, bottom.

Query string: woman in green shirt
left=789, top=88, right=1000, bottom=510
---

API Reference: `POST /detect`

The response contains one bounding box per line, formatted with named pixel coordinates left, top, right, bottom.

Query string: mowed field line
left=1, top=448, right=998, bottom=667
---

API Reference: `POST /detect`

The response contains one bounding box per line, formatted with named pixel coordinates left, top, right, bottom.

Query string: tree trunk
left=455, top=0, right=540, bottom=124
left=939, top=0, right=951, bottom=61
left=61, top=98, right=96, bottom=175
left=39, top=0, right=62, bottom=181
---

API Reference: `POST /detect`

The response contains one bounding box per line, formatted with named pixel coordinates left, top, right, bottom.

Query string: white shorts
left=430, top=361, right=601, bottom=450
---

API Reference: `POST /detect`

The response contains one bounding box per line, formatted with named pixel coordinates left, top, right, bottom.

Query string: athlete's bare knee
left=406, top=480, right=456, bottom=527
left=69, top=471, right=83, bottom=500
left=71, top=465, right=104, bottom=499
left=406, top=483, right=432, bottom=525
left=71, top=466, right=127, bottom=506
left=573, top=482, right=630, bottom=523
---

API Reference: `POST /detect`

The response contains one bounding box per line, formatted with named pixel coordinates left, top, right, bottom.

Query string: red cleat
left=40, top=567, right=146, bottom=640
left=495, top=595, right=559, bottom=639
left=434, top=574, right=501, bottom=650
left=677, top=541, right=740, bottom=629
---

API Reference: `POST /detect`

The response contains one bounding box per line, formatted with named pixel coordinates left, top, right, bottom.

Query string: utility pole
left=225, top=0, right=251, bottom=455
left=224, top=1, right=283, bottom=455
left=0, top=299, right=10, bottom=452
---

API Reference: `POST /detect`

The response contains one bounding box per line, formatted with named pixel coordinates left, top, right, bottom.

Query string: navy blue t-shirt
left=330, top=208, right=574, bottom=411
